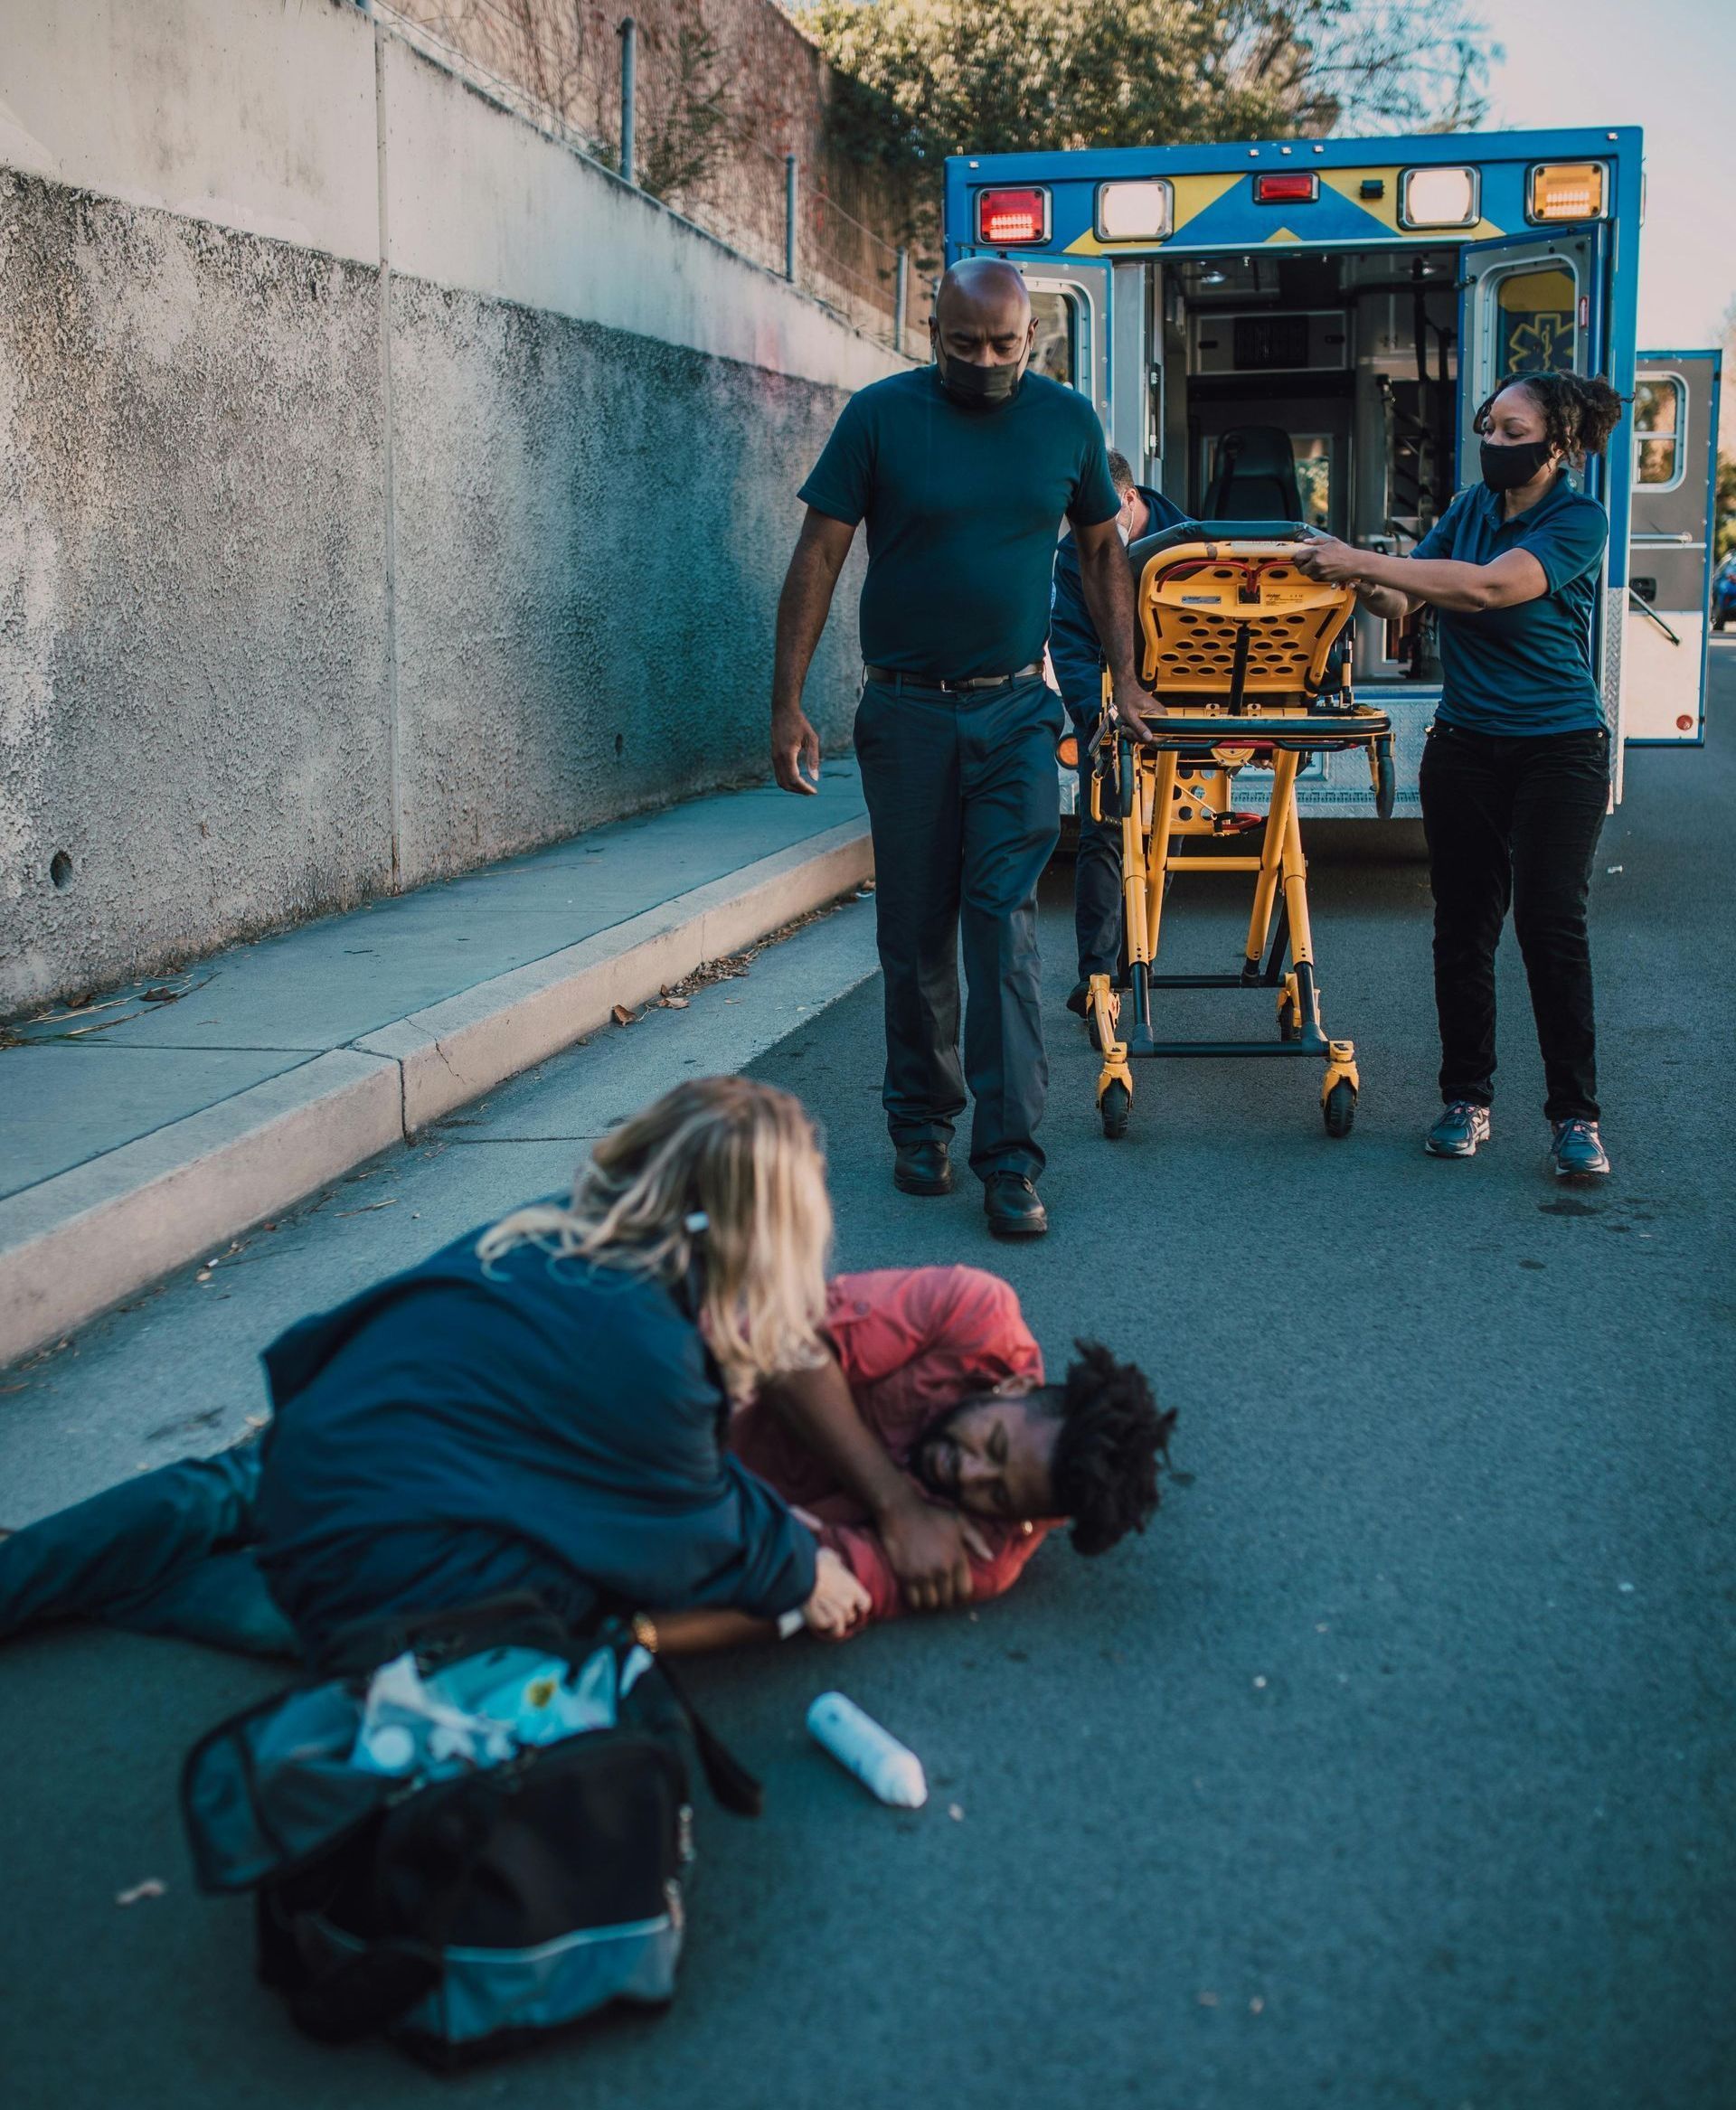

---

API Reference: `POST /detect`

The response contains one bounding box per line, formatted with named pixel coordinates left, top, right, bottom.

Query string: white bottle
left=806, top=1691, right=928, bottom=1808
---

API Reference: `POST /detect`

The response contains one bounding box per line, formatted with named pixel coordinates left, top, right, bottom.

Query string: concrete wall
left=0, top=0, right=897, bottom=1014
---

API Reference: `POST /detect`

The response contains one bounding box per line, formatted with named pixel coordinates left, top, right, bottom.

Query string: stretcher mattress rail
left=1122, top=709, right=1392, bottom=749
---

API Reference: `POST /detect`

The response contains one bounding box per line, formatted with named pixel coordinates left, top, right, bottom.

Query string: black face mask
left=1480, top=437, right=1554, bottom=492
left=935, top=345, right=1025, bottom=410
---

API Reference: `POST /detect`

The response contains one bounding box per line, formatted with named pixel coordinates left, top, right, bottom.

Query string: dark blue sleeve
left=1525, top=498, right=1609, bottom=592
left=1067, top=414, right=1121, bottom=529
left=1048, top=536, right=1107, bottom=716
left=798, top=391, right=874, bottom=526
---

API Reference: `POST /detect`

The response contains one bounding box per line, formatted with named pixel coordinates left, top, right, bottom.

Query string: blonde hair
left=476, top=1076, right=833, bottom=1398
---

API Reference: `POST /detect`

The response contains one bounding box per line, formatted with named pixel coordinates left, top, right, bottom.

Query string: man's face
left=911, top=1391, right=1059, bottom=1521
left=929, top=290, right=1036, bottom=372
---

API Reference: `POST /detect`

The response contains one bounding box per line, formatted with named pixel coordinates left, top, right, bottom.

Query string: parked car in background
left=1713, top=553, right=1736, bottom=632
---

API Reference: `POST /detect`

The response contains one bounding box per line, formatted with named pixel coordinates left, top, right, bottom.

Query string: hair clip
left=684, top=1210, right=710, bottom=1235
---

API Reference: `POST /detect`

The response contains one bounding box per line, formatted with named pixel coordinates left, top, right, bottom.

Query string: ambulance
left=943, top=128, right=1722, bottom=813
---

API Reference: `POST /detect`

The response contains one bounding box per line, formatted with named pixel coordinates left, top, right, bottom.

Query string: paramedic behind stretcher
left=769, top=258, right=1164, bottom=1243
left=1048, top=450, right=1187, bottom=1019
left=1292, top=371, right=1624, bottom=1180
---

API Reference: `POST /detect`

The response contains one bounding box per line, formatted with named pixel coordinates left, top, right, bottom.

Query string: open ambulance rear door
left=1624, top=350, right=1722, bottom=745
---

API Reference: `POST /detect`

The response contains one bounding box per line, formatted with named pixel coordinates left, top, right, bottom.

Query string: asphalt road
left=3, top=648, right=1732, bottom=2110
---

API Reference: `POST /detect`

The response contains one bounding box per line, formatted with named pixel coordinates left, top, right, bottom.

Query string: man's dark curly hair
left=1474, top=371, right=1625, bottom=467
left=1044, top=1340, right=1175, bottom=1557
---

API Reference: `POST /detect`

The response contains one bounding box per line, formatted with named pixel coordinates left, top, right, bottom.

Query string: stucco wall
left=0, top=174, right=394, bottom=1007
left=0, top=0, right=894, bottom=1014
left=387, top=278, right=865, bottom=888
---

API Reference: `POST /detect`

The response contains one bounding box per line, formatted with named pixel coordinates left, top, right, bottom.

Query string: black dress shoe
left=984, top=1172, right=1048, bottom=1239
left=1066, top=980, right=1093, bottom=1018
left=893, top=1141, right=953, bottom=1195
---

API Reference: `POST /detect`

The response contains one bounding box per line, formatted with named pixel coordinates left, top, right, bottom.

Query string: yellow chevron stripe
left=1062, top=170, right=1241, bottom=254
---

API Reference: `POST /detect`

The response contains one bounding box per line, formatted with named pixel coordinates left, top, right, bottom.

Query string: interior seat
left=1202, top=426, right=1303, bottom=523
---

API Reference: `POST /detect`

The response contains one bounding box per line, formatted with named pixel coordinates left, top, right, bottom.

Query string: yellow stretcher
left=1068, top=524, right=1394, bottom=1143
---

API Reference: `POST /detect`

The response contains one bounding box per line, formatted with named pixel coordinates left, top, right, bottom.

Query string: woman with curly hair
left=1295, top=370, right=1626, bottom=1177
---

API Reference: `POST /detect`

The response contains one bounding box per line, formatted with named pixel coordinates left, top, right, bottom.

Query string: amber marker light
left=1528, top=163, right=1607, bottom=222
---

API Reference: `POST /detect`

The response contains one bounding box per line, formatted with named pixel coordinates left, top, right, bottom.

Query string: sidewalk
left=0, top=765, right=872, bottom=1367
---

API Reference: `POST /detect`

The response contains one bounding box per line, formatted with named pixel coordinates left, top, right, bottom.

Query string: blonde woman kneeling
left=250, top=1078, right=865, bottom=1666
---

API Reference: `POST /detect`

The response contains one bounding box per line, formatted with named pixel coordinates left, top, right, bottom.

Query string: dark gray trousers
left=854, top=674, right=1062, bottom=1181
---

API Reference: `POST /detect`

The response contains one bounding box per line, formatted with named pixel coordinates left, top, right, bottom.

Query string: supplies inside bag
left=349, top=1643, right=653, bottom=1778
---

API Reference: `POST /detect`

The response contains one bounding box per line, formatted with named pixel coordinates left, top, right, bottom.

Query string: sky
left=1477, top=0, right=1734, bottom=350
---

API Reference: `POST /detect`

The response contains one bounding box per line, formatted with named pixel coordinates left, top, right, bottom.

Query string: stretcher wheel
left=1323, top=1080, right=1356, bottom=1138
left=1373, top=740, right=1397, bottom=822
left=1099, top=1081, right=1131, bottom=1140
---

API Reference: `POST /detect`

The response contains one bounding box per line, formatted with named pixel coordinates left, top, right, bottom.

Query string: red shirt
left=727, top=1266, right=1052, bottom=1628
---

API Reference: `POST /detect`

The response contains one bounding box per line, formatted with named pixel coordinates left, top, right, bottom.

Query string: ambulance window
left=1490, top=263, right=1578, bottom=380
left=1293, top=436, right=1333, bottom=530
left=1633, top=376, right=1685, bottom=488
left=1028, top=290, right=1076, bottom=386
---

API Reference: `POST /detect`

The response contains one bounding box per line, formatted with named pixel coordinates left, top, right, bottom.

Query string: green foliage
left=637, top=16, right=745, bottom=206
left=1715, top=455, right=1735, bottom=566
left=798, top=0, right=1493, bottom=167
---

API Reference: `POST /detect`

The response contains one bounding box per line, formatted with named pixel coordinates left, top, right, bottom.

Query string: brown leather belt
left=863, top=663, right=1044, bottom=695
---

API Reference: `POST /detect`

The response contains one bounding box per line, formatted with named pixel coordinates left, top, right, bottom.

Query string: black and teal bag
left=180, top=1596, right=759, bottom=2067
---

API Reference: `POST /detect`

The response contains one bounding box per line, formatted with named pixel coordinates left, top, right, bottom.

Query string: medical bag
left=179, top=1595, right=759, bottom=2067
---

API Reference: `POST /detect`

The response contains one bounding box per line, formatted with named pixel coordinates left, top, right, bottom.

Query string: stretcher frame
left=1078, top=532, right=1395, bottom=1141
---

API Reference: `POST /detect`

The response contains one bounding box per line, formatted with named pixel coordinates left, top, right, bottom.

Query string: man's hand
left=772, top=703, right=821, bottom=795
left=1115, top=678, right=1166, bottom=742
left=771, top=508, right=854, bottom=796
left=877, top=1493, right=989, bottom=1613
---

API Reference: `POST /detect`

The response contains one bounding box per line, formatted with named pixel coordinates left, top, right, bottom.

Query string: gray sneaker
left=1549, top=1117, right=1610, bottom=1178
left=1425, top=1100, right=1491, bottom=1158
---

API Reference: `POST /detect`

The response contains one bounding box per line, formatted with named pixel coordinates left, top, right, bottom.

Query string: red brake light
left=975, top=186, right=1049, bottom=245
left=1253, top=173, right=1318, bottom=205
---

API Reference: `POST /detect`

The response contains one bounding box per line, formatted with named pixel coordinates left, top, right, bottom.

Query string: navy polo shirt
left=1411, top=475, right=1609, bottom=735
left=799, top=366, right=1119, bottom=681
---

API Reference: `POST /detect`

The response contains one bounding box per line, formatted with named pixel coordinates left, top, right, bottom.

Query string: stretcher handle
left=1127, top=519, right=1307, bottom=570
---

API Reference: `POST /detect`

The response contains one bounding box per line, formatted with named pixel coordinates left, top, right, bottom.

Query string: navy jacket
left=1049, top=484, right=1187, bottom=721
left=252, top=1220, right=817, bottom=1657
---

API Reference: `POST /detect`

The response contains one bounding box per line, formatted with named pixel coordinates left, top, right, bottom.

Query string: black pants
left=854, top=674, right=1062, bottom=1181
left=1418, top=720, right=1609, bottom=1123
left=1071, top=707, right=1122, bottom=984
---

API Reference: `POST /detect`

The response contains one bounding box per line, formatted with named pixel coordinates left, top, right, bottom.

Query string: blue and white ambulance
left=943, top=128, right=1722, bottom=814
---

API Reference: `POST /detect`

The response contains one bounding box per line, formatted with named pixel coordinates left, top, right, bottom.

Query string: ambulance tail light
left=1399, top=165, right=1480, bottom=229
left=1095, top=179, right=1173, bottom=242
left=1253, top=173, right=1317, bottom=205
left=975, top=187, right=1050, bottom=246
left=1528, top=162, right=1607, bottom=222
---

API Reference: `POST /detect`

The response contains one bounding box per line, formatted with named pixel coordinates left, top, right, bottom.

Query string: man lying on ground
left=660, top=1263, right=1172, bottom=1650
left=0, top=1264, right=1172, bottom=1659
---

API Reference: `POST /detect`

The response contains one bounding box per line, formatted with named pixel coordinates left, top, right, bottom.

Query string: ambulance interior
left=1036, top=243, right=1473, bottom=684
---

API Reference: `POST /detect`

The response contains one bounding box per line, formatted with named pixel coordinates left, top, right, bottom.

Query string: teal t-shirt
left=799, top=366, right=1119, bottom=681
left=1412, top=475, right=1609, bottom=735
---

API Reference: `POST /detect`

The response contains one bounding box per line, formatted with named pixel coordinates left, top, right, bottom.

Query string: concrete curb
left=0, top=819, right=873, bottom=1367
